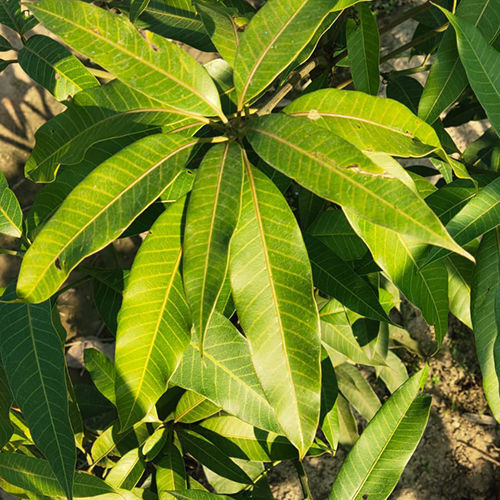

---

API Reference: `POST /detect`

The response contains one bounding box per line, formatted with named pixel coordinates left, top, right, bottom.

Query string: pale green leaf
left=18, top=35, right=98, bottom=102
left=336, top=394, right=358, bottom=448
left=247, top=114, right=472, bottom=260
left=471, top=229, right=500, bottom=422
left=174, top=391, right=219, bottom=424
left=330, top=368, right=431, bottom=499
left=171, top=312, right=281, bottom=434
left=166, top=491, right=232, bottom=500
left=285, top=88, right=443, bottom=157
left=106, top=448, right=145, bottom=490
left=30, top=0, right=223, bottom=119
left=447, top=254, right=474, bottom=328
left=418, top=0, right=500, bottom=124
left=234, top=0, right=336, bottom=107
left=183, top=143, right=243, bottom=346
left=230, top=162, right=321, bottom=457
left=346, top=4, right=380, bottom=95
left=0, top=171, right=22, bottom=237
left=17, top=133, right=197, bottom=303
left=0, top=287, right=75, bottom=498
left=84, top=348, right=115, bottom=405
left=115, top=197, right=191, bottom=430
left=376, top=351, right=409, bottom=394
left=439, top=7, right=500, bottom=135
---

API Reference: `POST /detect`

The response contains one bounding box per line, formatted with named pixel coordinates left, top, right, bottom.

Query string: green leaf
left=471, top=229, right=500, bottom=422
left=346, top=4, right=380, bottom=95
left=336, top=394, right=358, bottom=448
left=418, top=0, right=500, bottom=124
left=376, top=351, right=408, bottom=394
left=0, top=364, right=13, bottom=447
left=319, top=354, right=339, bottom=452
left=0, top=452, right=118, bottom=498
left=166, top=491, right=232, bottom=500
left=25, top=78, right=200, bottom=183
left=234, top=0, right=337, bottom=108
left=106, top=448, right=145, bottom=490
left=192, top=415, right=298, bottom=461
left=17, top=133, right=197, bottom=303
left=247, top=114, right=472, bottom=260
left=130, top=0, right=150, bottom=22
left=345, top=211, right=449, bottom=346
left=463, top=127, right=500, bottom=170
left=447, top=254, right=474, bottom=328
left=438, top=7, right=500, bottom=135
left=330, top=368, right=431, bottom=499
left=306, top=236, right=389, bottom=322
left=18, top=35, right=98, bottom=102
left=84, top=348, right=115, bottom=405
left=0, top=170, right=22, bottom=237
left=174, top=391, right=219, bottom=424
left=156, top=443, right=186, bottom=494
left=0, top=288, right=75, bottom=498
left=426, top=176, right=500, bottom=265
left=30, top=0, right=223, bottom=120
left=285, top=88, right=443, bottom=157
left=230, top=162, right=321, bottom=457
left=183, top=143, right=243, bottom=346
left=0, top=0, right=37, bottom=34
left=195, top=0, right=254, bottom=65
left=115, top=197, right=191, bottom=430
left=0, top=34, right=12, bottom=51
left=170, top=312, right=281, bottom=434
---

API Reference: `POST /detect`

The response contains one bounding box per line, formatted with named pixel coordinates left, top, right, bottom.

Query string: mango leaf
left=0, top=452, right=119, bottom=498
left=233, top=0, right=335, bottom=107
left=17, top=133, right=197, bottom=303
left=285, top=88, right=443, bottom=158
left=438, top=7, right=500, bottom=135
left=18, top=35, right=98, bottom=102
left=418, top=0, right=500, bottom=124
left=130, top=0, right=150, bottom=22
left=156, top=442, right=187, bottom=494
left=0, top=34, right=11, bottom=50
left=106, top=448, right=145, bottom=490
left=0, top=0, right=38, bottom=34
left=426, top=176, right=500, bottom=265
left=345, top=211, right=449, bottom=346
left=171, top=312, right=280, bottom=434
left=30, top=0, right=223, bottom=120
left=195, top=0, right=254, bottom=65
left=463, top=127, right=500, bottom=170
left=447, top=254, right=474, bottom=328
left=174, top=391, right=219, bottom=424
left=25, top=78, right=199, bottom=183
left=0, top=170, right=22, bottom=237
left=183, top=143, right=243, bottom=346
left=167, top=491, right=232, bottom=500
left=376, top=351, right=409, bottom=394
left=134, top=0, right=215, bottom=52
left=247, top=114, right=472, bottom=260
left=471, top=229, right=500, bottom=422
left=84, top=348, right=115, bottom=405
left=0, top=364, right=13, bottom=447
left=230, top=162, right=321, bottom=457
left=346, top=4, right=380, bottom=95
left=336, top=393, right=358, bottom=448
left=330, top=368, right=431, bottom=499
left=115, top=197, right=191, bottom=430
left=305, top=236, right=389, bottom=322
left=0, top=287, right=75, bottom=498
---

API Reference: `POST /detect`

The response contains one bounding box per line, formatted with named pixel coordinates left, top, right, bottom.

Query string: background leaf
left=84, top=348, right=115, bottom=405
left=0, top=171, right=22, bottom=237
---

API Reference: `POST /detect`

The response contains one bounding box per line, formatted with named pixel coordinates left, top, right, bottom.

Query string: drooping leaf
left=418, top=0, right=500, bottom=124
left=247, top=114, right=472, bottom=260
left=376, top=351, right=409, bottom=394
left=230, top=162, right=321, bottom=457
left=183, top=143, right=243, bottom=346
left=171, top=312, right=281, bottom=434
left=0, top=287, right=75, bottom=498
left=18, top=35, right=98, bottom=102
left=174, top=391, right=219, bottom=424
left=471, top=229, right=500, bottom=422
left=0, top=364, right=13, bottom=447
left=30, top=0, right=223, bottom=119
left=426, top=176, right=500, bottom=265
left=330, top=368, right=431, bottom=499
left=0, top=170, right=22, bottom=237
left=346, top=4, right=380, bottom=95
left=438, top=7, right=500, bottom=135
left=336, top=394, right=358, bottom=448
left=447, top=254, right=474, bottom=328
left=115, top=197, right=191, bottom=430
left=285, top=88, right=443, bottom=157
left=105, top=448, right=146, bottom=490
left=17, top=133, right=197, bottom=303
left=233, top=0, right=337, bottom=107
left=84, top=348, right=115, bottom=405
left=25, top=78, right=200, bottom=183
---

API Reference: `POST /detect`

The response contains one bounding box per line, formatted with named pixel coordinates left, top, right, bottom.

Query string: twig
left=457, top=439, right=500, bottom=466
left=294, top=460, right=314, bottom=500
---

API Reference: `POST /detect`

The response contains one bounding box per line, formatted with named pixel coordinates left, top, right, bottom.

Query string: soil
left=1, top=1, right=499, bottom=499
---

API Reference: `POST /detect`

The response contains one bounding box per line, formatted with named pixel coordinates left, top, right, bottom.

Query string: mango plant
left=0, top=0, right=499, bottom=498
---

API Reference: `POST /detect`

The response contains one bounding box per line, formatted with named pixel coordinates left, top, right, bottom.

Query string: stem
left=0, top=248, right=24, bottom=257
left=294, top=460, right=313, bottom=500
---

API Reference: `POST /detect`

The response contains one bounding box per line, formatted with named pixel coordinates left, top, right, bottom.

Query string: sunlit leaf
left=0, top=171, right=22, bottom=238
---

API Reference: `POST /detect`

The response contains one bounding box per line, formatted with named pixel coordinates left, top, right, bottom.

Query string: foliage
left=0, top=0, right=499, bottom=498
